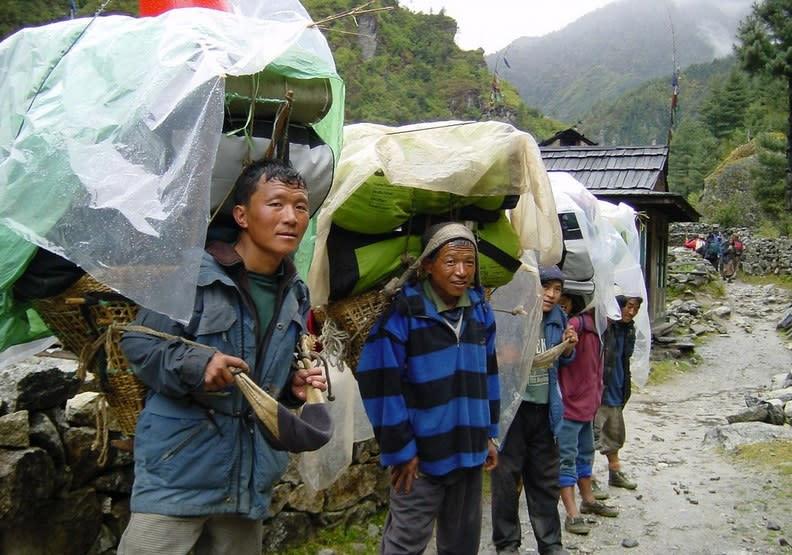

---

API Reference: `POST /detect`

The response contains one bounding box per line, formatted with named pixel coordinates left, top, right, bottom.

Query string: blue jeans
left=558, top=419, right=594, bottom=488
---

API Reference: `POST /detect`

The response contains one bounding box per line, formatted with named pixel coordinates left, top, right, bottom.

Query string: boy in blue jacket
left=492, top=265, right=578, bottom=555
left=357, top=222, right=499, bottom=555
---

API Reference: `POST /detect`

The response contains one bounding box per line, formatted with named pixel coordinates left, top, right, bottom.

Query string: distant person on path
left=491, top=265, right=578, bottom=555
left=594, top=292, right=642, bottom=492
left=683, top=234, right=706, bottom=253
left=557, top=296, right=619, bottom=536
left=356, top=222, right=500, bottom=555
left=117, top=159, right=327, bottom=555
left=719, top=233, right=743, bottom=281
left=703, top=232, right=722, bottom=269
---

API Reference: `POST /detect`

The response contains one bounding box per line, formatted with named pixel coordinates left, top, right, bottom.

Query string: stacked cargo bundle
left=308, top=120, right=562, bottom=372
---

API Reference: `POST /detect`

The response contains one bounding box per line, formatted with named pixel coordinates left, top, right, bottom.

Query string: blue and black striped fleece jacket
left=356, top=281, right=500, bottom=477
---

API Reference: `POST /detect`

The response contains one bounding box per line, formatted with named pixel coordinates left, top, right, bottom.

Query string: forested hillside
left=2, top=0, right=787, bottom=234
left=300, top=0, right=562, bottom=138
left=0, top=0, right=565, bottom=140
left=486, top=0, right=753, bottom=122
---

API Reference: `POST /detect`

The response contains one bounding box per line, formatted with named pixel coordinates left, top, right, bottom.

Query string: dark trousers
left=491, top=402, right=562, bottom=554
left=382, top=467, right=483, bottom=555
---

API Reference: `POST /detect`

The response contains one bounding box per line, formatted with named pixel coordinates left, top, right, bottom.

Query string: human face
left=541, top=280, right=562, bottom=313
left=422, top=242, right=476, bottom=307
left=558, top=294, right=573, bottom=315
left=620, top=298, right=641, bottom=323
left=233, top=178, right=309, bottom=272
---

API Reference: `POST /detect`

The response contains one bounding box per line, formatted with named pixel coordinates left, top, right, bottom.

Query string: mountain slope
left=487, top=0, right=753, bottom=122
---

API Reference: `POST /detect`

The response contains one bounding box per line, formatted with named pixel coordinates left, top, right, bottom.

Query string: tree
left=701, top=70, right=750, bottom=140
left=736, top=0, right=792, bottom=212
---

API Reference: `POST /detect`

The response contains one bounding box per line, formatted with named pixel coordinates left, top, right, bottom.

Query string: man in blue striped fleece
left=356, top=221, right=500, bottom=555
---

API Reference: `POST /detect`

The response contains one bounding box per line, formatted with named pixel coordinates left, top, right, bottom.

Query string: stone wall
left=0, top=357, right=389, bottom=555
left=670, top=223, right=792, bottom=277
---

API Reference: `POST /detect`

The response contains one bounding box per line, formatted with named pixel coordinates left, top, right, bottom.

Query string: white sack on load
left=308, top=121, right=562, bottom=305
left=549, top=172, right=621, bottom=335
left=598, top=200, right=652, bottom=387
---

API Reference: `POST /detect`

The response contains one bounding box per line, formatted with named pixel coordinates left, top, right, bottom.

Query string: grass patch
left=736, top=272, right=792, bottom=289
left=730, top=440, right=792, bottom=478
left=667, top=278, right=727, bottom=301
left=647, top=359, right=695, bottom=385
left=282, top=508, right=388, bottom=555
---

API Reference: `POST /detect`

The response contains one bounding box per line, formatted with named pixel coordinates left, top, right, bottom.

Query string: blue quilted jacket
left=120, top=242, right=309, bottom=519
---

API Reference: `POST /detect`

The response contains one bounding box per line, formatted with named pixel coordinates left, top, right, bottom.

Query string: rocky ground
left=464, top=279, right=792, bottom=555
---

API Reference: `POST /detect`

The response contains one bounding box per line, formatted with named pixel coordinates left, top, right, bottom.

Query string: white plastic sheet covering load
left=489, top=251, right=544, bottom=440
left=549, top=172, right=621, bottom=335
left=307, top=120, right=560, bottom=464
left=0, top=0, right=344, bottom=329
left=308, top=120, right=562, bottom=305
left=598, top=200, right=652, bottom=387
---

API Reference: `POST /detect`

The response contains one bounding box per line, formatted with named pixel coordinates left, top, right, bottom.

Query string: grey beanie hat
left=419, top=222, right=478, bottom=262
left=539, top=264, right=565, bottom=284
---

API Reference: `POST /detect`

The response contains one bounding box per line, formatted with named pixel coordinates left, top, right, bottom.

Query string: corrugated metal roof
left=540, top=145, right=668, bottom=192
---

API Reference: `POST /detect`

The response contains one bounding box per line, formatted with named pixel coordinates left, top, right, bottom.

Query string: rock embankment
left=0, top=358, right=388, bottom=554
left=670, top=222, right=792, bottom=277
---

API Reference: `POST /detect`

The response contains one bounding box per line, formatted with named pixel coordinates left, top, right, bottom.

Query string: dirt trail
left=470, top=280, right=791, bottom=555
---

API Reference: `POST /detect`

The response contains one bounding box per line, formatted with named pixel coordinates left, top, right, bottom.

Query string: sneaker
left=609, top=470, right=637, bottom=490
left=564, top=515, right=591, bottom=535
left=496, top=547, right=520, bottom=554
left=580, top=500, right=619, bottom=517
left=591, top=478, right=610, bottom=500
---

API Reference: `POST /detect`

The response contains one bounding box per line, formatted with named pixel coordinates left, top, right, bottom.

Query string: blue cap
left=539, top=265, right=565, bottom=284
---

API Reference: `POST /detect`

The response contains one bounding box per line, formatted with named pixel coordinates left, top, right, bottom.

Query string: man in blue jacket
left=491, top=265, right=578, bottom=555
left=117, top=159, right=326, bottom=555
left=357, top=222, right=500, bottom=555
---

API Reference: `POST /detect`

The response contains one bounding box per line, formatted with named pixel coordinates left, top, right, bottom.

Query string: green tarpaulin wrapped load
left=309, top=121, right=563, bottom=378
left=326, top=211, right=522, bottom=301
left=0, top=0, right=345, bottom=368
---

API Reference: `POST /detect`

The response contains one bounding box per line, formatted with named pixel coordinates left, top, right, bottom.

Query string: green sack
left=332, top=174, right=503, bottom=234
left=476, top=214, right=522, bottom=288
left=327, top=225, right=422, bottom=301
left=331, top=175, right=413, bottom=234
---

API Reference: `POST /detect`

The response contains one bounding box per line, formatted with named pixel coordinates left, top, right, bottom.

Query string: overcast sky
left=399, top=0, right=621, bottom=54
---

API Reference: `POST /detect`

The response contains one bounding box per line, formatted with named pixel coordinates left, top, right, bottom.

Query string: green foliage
left=668, top=120, right=720, bottom=197
left=0, top=0, right=137, bottom=40
left=701, top=70, right=750, bottom=139
left=281, top=508, right=387, bottom=555
left=751, top=132, right=787, bottom=218
left=582, top=57, right=738, bottom=146
left=712, top=199, right=742, bottom=228
left=301, top=0, right=565, bottom=135
left=736, top=0, right=792, bottom=211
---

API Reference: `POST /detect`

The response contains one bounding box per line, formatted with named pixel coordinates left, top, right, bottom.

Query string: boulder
left=0, top=447, right=56, bottom=525
left=703, top=422, right=792, bottom=451
left=0, top=359, right=81, bottom=413
left=0, top=487, right=101, bottom=555
left=0, top=411, right=30, bottom=448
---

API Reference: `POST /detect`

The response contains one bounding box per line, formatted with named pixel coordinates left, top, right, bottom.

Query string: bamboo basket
left=323, top=288, right=390, bottom=372
left=30, top=274, right=145, bottom=435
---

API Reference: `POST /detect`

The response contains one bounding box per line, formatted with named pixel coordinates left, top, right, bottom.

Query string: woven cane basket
left=30, top=274, right=145, bottom=435
left=324, top=288, right=390, bottom=372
